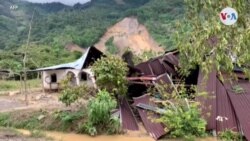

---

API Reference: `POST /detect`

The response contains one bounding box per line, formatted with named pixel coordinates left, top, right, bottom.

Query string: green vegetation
left=176, top=0, right=250, bottom=77
left=0, top=109, right=86, bottom=132
left=0, top=79, right=40, bottom=92
left=155, top=84, right=207, bottom=141
left=80, top=90, right=119, bottom=136
left=0, top=127, right=51, bottom=141
left=127, top=0, right=184, bottom=50
left=106, top=37, right=118, bottom=54
left=0, top=90, right=119, bottom=136
left=0, top=45, right=81, bottom=75
left=92, top=55, right=129, bottom=95
left=218, top=130, right=244, bottom=141
left=0, top=0, right=184, bottom=73
left=0, top=0, right=152, bottom=50
left=59, top=76, right=96, bottom=106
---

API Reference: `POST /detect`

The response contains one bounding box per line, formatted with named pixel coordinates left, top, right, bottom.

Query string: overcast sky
left=24, top=0, right=91, bottom=6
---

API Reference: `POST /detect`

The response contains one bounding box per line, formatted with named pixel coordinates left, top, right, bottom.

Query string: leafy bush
left=159, top=104, right=207, bottom=141
left=59, top=76, right=96, bottom=106
left=82, top=90, right=119, bottom=136
left=156, top=84, right=207, bottom=141
left=92, top=55, right=128, bottom=95
left=218, top=130, right=243, bottom=141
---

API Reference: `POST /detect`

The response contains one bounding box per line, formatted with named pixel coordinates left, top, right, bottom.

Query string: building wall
left=42, top=69, right=95, bottom=90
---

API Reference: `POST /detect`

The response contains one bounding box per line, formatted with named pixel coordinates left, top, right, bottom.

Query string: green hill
left=0, top=0, right=183, bottom=50
left=0, top=0, right=183, bottom=72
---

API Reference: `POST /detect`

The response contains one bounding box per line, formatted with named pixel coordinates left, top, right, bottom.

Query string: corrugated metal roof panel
left=136, top=62, right=154, bottom=76
left=216, top=79, right=239, bottom=132
left=223, top=79, right=250, bottom=140
left=197, top=70, right=217, bottom=130
left=149, top=59, right=166, bottom=76
left=135, top=50, right=179, bottom=77
left=133, top=95, right=166, bottom=140
left=120, top=98, right=139, bottom=131
left=162, top=52, right=179, bottom=67
left=35, top=46, right=102, bottom=71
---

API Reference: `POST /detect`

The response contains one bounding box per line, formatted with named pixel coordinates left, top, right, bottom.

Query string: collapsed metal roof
left=35, top=46, right=103, bottom=71
left=197, top=70, right=250, bottom=140
left=126, top=48, right=250, bottom=140
left=133, top=95, right=166, bottom=140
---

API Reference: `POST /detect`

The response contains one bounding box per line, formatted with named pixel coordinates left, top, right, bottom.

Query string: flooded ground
left=47, top=132, right=155, bottom=141
left=19, top=129, right=154, bottom=141
left=18, top=130, right=218, bottom=141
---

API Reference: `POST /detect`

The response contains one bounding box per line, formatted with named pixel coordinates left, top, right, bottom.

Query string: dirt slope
left=94, top=17, right=164, bottom=55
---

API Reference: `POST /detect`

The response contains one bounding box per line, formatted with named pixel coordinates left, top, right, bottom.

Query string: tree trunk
left=23, top=11, right=35, bottom=105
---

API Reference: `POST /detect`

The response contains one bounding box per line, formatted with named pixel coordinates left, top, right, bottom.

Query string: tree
left=175, top=0, right=250, bottom=77
left=92, top=55, right=128, bottom=96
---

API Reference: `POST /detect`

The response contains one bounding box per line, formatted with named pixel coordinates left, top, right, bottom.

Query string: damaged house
left=122, top=49, right=250, bottom=140
left=120, top=50, right=180, bottom=140
left=35, top=46, right=103, bottom=91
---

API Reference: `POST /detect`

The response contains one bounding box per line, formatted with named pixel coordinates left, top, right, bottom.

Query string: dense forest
left=0, top=0, right=183, bottom=72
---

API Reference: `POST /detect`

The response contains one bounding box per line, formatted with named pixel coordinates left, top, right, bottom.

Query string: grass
left=0, top=127, right=51, bottom=140
left=0, top=79, right=41, bottom=92
left=0, top=109, right=87, bottom=133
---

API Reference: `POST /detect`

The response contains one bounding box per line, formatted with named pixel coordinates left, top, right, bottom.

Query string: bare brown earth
left=95, top=17, right=164, bottom=55
left=64, top=42, right=85, bottom=53
left=0, top=89, right=65, bottom=113
left=0, top=90, right=217, bottom=141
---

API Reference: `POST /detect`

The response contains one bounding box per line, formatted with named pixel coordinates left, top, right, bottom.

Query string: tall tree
left=176, top=0, right=250, bottom=77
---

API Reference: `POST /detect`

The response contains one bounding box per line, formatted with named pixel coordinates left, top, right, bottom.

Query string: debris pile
left=122, top=49, right=250, bottom=140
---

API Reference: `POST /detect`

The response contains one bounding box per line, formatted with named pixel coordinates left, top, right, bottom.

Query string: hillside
left=0, top=0, right=184, bottom=72
left=0, top=0, right=70, bottom=49
left=0, top=0, right=183, bottom=50
left=95, top=17, right=163, bottom=54
left=0, top=0, right=152, bottom=50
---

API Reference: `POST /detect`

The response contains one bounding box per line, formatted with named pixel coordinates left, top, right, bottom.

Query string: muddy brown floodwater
left=19, top=130, right=218, bottom=141
left=47, top=132, right=155, bottom=141
left=19, top=130, right=154, bottom=141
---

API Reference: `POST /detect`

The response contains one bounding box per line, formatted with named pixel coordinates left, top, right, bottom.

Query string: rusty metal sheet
left=216, top=79, right=239, bottom=132
left=155, top=73, right=171, bottom=84
left=197, top=70, right=217, bottom=130
left=162, top=52, right=179, bottom=67
left=149, top=59, right=166, bottom=76
left=223, top=79, right=250, bottom=140
left=120, top=98, right=139, bottom=131
left=135, top=50, right=179, bottom=77
left=136, top=62, right=154, bottom=76
left=133, top=95, right=166, bottom=140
